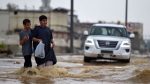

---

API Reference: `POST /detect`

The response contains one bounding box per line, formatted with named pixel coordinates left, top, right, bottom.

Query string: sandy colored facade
left=0, top=8, right=81, bottom=53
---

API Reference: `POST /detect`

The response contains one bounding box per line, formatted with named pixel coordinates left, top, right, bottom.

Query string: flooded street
left=0, top=55, right=150, bottom=84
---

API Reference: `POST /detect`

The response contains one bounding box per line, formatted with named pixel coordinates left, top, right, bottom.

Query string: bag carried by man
left=35, top=41, right=45, bottom=59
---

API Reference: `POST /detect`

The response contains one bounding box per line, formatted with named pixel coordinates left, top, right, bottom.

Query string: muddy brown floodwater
left=0, top=55, right=150, bottom=84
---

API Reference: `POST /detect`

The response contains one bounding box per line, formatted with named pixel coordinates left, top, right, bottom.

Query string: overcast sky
left=0, top=0, right=150, bottom=38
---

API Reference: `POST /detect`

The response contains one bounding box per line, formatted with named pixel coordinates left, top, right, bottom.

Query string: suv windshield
left=90, top=26, right=128, bottom=37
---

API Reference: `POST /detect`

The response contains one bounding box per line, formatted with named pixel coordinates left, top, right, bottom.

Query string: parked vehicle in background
left=84, top=23, right=134, bottom=63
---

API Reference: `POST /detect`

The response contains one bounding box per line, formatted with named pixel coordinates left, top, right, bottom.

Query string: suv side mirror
left=83, top=30, right=89, bottom=36
left=129, top=33, right=135, bottom=38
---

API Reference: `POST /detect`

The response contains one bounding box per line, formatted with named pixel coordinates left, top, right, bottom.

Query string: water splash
left=129, top=69, right=150, bottom=83
left=14, top=66, right=99, bottom=78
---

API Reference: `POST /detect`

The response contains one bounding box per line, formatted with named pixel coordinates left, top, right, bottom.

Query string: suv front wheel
left=84, top=56, right=96, bottom=62
left=118, top=59, right=130, bottom=63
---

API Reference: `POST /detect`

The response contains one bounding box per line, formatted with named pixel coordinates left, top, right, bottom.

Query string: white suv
left=84, top=23, right=134, bottom=63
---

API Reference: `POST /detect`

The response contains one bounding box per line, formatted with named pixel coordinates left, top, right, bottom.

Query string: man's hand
left=23, top=35, right=29, bottom=42
left=33, top=37, right=42, bottom=43
left=20, top=35, right=29, bottom=45
left=38, top=39, right=42, bottom=43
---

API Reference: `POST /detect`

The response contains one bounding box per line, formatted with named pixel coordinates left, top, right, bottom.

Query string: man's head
left=39, top=15, right=47, bottom=27
left=23, top=19, right=31, bottom=30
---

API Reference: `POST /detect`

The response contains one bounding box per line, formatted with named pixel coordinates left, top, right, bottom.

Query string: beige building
left=0, top=8, right=68, bottom=32
left=0, top=8, right=81, bottom=53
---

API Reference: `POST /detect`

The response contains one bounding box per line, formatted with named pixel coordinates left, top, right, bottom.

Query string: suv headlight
left=120, top=41, right=131, bottom=47
left=85, top=39, right=94, bottom=45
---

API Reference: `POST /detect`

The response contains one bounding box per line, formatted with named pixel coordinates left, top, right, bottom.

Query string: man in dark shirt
left=19, top=19, right=32, bottom=68
left=33, top=15, right=57, bottom=68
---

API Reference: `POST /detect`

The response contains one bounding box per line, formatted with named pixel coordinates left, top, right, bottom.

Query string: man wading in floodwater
left=33, top=15, right=57, bottom=68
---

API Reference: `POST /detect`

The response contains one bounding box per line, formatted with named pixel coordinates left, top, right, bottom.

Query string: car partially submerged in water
left=84, top=23, right=134, bottom=63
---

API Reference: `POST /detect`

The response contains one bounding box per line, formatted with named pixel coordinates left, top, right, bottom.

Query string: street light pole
left=70, top=0, right=74, bottom=53
left=125, top=0, right=128, bottom=27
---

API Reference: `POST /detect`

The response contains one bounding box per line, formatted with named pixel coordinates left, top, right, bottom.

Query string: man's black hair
left=23, top=19, right=30, bottom=25
left=39, top=15, right=47, bottom=21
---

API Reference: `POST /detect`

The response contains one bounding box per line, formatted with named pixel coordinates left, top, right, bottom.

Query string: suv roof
left=93, top=23, right=126, bottom=28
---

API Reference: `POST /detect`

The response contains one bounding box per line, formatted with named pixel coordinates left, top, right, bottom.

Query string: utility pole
left=33, top=6, right=35, bottom=27
left=49, top=10, right=51, bottom=28
left=125, top=0, right=128, bottom=27
left=49, top=3, right=51, bottom=28
left=70, top=0, right=74, bottom=53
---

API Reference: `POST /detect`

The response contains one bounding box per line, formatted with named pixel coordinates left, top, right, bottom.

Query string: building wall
left=127, top=22, right=144, bottom=52
left=0, top=9, right=82, bottom=53
left=9, top=12, right=51, bottom=29
left=0, top=11, right=9, bottom=32
left=0, top=11, right=68, bottom=30
left=127, top=22, right=143, bottom=39
left=74, top=23, right=94, bottom=34
left=51, top=12, right=68, bottom=26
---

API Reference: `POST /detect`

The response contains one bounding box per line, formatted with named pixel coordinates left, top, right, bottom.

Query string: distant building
left=74, top=22, right=95, bottom=49
left=127, top=22, right=144, bottom=53
left=73, top=22, right=144, bottom=53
